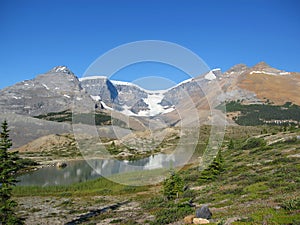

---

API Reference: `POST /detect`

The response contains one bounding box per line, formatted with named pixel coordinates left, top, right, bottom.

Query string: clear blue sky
left=0, top=0, right=299, bottom=89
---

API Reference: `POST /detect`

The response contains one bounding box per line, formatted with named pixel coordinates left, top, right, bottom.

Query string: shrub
left=16, top=158, right=38, bottom=168
left=150, top=203, right=193, bottom=225
left=281, top=197, right=300, bottom=211
left=242, top=137, right=266, bottom=150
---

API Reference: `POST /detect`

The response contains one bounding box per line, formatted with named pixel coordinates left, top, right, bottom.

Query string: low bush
left=242, top=137, right=266, bottom=150
left=281, top=197, right=300, bottom=211
left=150, top=203, right=193, bottom=225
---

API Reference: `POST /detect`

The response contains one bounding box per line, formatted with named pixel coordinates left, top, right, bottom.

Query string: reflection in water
left=18, top=153, right=181, bottom=186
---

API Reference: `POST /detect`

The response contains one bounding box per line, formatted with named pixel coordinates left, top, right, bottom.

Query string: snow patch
left=279, top=72, right=290, bottom=75
left=173, top=78, right=193, bottom=88
left=118, top=93, right=175, bottom=117
left=90, top=95, right=101, bottom=101
left=55, top=66, right=67, bottom=72
left=12, top=96, right=22, bottom=100
left=163, top=107, right=175, bottom=114
left=138, top=93, right=166, bottom=117
left=42, top=84, right=49, bottom=90
left=121, top=105, right=137, bottom=116
left=76, top=97, right=82, bottom=101
left=111, top=80, right=136, bottom=86
left=64, top=94, right=71, bottom=98
left=249, top=71, right=278, bottom=76
left=101, top=101, right=113, bottom=110
left=205, top=71, right=217, bottom=80
left=79, top=76, right=107, bottom=81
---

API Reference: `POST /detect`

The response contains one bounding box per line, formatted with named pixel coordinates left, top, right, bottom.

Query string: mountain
left=214, top=62, right=300, bottom=104
left=78, top=69, right=223, bottom=118
left=2, top=63, right=299, bottom=119
left=79, top=76, right=118, bottom=105
left=0, top=66, right=95, bottom=116
left=235, top=62, right=300, bottom=105
left=1, top=62, right=299, bottom=148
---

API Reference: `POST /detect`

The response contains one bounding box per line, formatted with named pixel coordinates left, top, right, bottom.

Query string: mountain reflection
left=18, top=153, right=179, bottom=186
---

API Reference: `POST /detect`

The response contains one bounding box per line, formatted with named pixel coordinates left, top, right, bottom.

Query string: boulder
left=193, top=218, right=210, bottom=224
left=196, top=205, right=212, bottom=219
left=56, top=161, right=67, bottom=168
left=183, top=215, right=195, bottom=224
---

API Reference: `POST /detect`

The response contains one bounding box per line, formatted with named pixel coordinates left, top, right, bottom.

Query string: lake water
left=17, top=153, right=187, bottom=186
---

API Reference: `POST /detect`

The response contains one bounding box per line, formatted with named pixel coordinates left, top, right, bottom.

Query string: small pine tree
left=163, top=170, right=184, bottom=200
left=209, top=151, right=224, bottom=174
left=199, top=150, right=224, bottom=183
left=0, top=120, right=23, bottom=224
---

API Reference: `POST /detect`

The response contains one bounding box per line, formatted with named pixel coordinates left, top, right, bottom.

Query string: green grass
left=13, top=176, right=148, bottom=197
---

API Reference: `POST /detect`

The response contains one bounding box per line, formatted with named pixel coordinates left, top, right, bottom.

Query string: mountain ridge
left=1, top=62, right=299, bottom=149
left=1, top=62, right=299, bottom=118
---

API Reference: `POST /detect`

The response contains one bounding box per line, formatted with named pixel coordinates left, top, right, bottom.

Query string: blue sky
left=0, top=0, right=299, bottom=89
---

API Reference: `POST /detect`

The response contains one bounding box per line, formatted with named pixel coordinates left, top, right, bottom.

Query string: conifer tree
left=199, top=150, right=224, bottom=183
left=0, top=120, right=23, bottom=224
left=163, top=170, right=184, bottom=200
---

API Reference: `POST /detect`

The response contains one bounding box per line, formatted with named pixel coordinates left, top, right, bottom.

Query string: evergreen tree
left=163, top=170, right=184, bottom=200
left=0, top=120, right=23, bottom=224
left=199, top=150, right=224, bottom=183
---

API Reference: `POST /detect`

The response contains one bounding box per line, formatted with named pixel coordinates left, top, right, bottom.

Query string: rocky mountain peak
left=249, top=62, right=288, bottom=76
left=47, top=66, right=74, bottom=75
left=252, top=61, right=272, bottom=70
left=224, top=63, right=248, bottom=76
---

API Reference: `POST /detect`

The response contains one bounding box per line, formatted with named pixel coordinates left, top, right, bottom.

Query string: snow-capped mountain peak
left=48, top=66, right=74, bottom=74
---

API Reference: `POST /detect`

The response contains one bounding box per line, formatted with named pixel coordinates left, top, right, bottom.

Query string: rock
left=80, top=76, right=118, bottom=104
left=224, top=217, right=241, bottom=225
left=183, top=215, right=195, bottom=224
left=195, top=205, right=212, bottom=219
left=56, top=162, right=67, bottom=168
left=130, top=99, right=149, bottom=114
left=193, top=218, right=210, bottom=224
left=187, top=198, right=195, bottom=207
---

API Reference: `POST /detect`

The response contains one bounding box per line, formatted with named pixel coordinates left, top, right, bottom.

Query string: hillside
left=218, top=101, right=300, bottom=126
left=12, top=126, right=300, bottom=224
